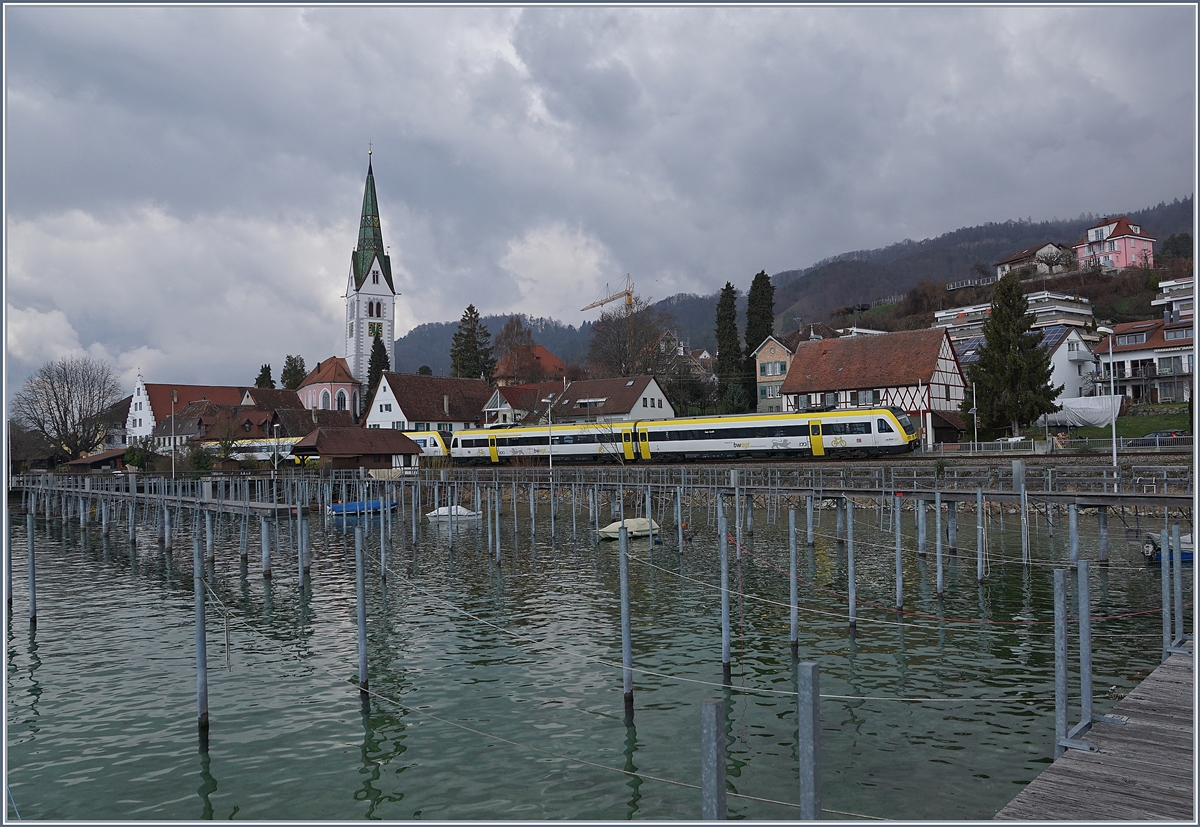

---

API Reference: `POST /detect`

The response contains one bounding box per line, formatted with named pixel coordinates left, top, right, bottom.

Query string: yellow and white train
left=445, top=407, right=919, bottom=464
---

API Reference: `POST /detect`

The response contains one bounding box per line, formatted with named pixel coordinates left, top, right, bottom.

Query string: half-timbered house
left=779, top=328, right=967, bottom=446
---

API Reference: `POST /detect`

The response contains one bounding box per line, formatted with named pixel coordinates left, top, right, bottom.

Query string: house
left=482, top=382, right=566, bottom=427
left=65, top=448, right=127, bottom=474
left=751, top=324, right=842, bottom=413
left=1095, top=316, right=1194, bottom=404
left=296, top=357, right=362, bottom=418
left=779, top=328, right=967, bottom=446
left=1072, top=216, right=1156, bottom=272
left=1151, top=276, right=1194, bottom=321
left=492, top=345, right=568, bottom=387
left=125, top=375, right=246, bottom=442
left=361, top=372, right=492, bottom=433
left=933, top=290, right=1096, bottom=342
left=994, top=242, right=1072, bottom=279
left=543, top=376, right=674, bottom=424
left=102, top=396, right=132, bottom=451
left=954, top=325, right=1095, bottom=402
left=291, top=427, right=421, bottom=473
left=241, top=387, right=304, bottom=410
left=151, top=399, right=241, bottom=453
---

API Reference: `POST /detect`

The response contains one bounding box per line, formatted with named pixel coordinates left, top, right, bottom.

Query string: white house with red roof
left=1072, top=216, right=1156, bottom=271
left=1096, top=317, right=1194, bottom=404
left=125, top=374, right=245, bottom=442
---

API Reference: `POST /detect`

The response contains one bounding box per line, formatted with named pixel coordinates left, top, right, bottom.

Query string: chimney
left=1165, top=310, right=1171, bottom=323
left=443, top=394, right=450, bottom=416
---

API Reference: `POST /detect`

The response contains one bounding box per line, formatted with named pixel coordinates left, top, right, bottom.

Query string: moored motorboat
left=598, top=516, right=660, bottom=540
left=1142, top=532, right=1194, bottom=564
left=327, top=499, right=397, bottom=516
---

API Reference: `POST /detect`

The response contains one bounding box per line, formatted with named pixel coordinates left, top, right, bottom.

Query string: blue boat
left=1142, top=533, right=1194, bottom=564
left=326, top=499, right=397, bottom=516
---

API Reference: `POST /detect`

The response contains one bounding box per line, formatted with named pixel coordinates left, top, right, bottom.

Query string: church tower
left=345, top=151, right=397, bottom=384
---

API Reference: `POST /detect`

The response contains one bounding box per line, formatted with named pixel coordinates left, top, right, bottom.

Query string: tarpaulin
left=1036, top=396, right=1122, bottom=428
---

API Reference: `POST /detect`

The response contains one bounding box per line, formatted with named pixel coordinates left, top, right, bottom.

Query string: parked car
left=1129, top=429, right=1192, bottom=447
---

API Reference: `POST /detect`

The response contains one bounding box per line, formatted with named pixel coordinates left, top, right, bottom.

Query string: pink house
left=296, top=357, right=363, bottom=420
left=1072, top=216, right=1156, bottom=271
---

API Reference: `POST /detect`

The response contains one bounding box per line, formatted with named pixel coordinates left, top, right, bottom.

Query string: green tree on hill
left=962, top=272, right=1062, bottom=436
left=743, top=270, right=774, bottom=405
left=450, top=304, right=495, bottom=380
left=715, top=282, right=748, bottom=412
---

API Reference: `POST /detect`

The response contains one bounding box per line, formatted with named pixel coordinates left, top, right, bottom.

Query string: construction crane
left=581, top=273, right=635, bottom=312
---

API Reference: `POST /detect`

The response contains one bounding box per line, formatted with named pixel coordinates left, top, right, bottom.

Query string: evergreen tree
left=367, top=335, right=390, bottom=398
left=963, top=272, right=1062, bottom=436
left=280, top=355, right=307, bottom=390
left=449, top=304, right=495, bottom=380
left=743, top=270, right=775, bottom=405
left=417, top=365, right=433, bottom=375
left=714, top=282, right=746, bottom=410
left=254, top=364, right=275, bottom=389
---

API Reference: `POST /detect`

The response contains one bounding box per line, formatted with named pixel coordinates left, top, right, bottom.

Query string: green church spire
left=351, top=152, right=394, bottom=292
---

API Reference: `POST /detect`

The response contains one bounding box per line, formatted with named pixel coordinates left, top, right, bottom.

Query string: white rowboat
left=598, top=517, right=660, bottom=540
left=425, top=505, right=483, bottom=521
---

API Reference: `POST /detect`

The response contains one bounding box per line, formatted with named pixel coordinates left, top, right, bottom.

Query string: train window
left=877, top=419, right=894, bottom=433
left=623, top=432, right=631, bottom=442
left=848, top=422, right=871, bottom=435
left=824, top=423, right=848, bottom=435
left=810, top=424, right=821, bottom=436
left=639, top=432, right=647, bottom=441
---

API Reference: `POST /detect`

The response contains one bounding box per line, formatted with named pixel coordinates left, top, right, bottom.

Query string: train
left=437, top=406, right=919, bottom=464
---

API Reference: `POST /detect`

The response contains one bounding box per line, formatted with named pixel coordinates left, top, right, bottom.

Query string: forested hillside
left=393, top=196, right=1192, bottom=371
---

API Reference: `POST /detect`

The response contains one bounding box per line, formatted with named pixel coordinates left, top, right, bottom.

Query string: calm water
left=5, top=490, right=1190, bottom=820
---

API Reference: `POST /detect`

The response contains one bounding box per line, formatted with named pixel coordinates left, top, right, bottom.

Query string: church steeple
left=350, top=154, right=394, bottom=293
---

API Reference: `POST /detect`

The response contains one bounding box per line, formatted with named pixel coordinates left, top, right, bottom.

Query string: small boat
left=598, top=517, right=660, bottom=540
left=1142, top=533, right=1194, bottom=564
left=327, top=500, right=397, bottom=516
left=425, top=505, right=482, bottom=521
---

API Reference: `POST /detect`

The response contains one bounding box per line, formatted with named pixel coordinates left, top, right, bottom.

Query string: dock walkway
left=995, top=645, right=1194, bottom=821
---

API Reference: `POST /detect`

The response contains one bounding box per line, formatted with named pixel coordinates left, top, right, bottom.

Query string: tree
left=494, top=315, right=535, bottom=361
left=367, top=334, right=391, bottom=397
left=417, top=365, right=433, bottom=376
left=587, top=295, right=678, bottom=378
left=12, top=355, right=122, bottom=460
left=1160, top=232, right=1193, bottom=262
left=123, top=436, right=161, bottom=472
left=1035, top=248, right=1073, bottom=274
left=255, top=364, right=275, bottom=388
left=449, top=304, right=495, bottom=380
left=962, top=272, right=1062, bottom=436
left=743, top=270, right=775, bottom=405
left=280, top=355, right=307, bottom=390
left=494, top=315, right=544, bottom=383
left=714, top=282, right=746, bottom=410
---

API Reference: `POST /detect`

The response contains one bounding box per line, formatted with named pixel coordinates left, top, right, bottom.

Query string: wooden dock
left=995, top=645, right=1194, bottom=821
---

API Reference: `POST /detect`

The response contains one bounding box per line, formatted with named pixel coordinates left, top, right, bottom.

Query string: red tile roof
left=241, top=388, right=303, bottom=409
left=493, top=345, right=567, bottom=381
left=1098, top=318, right=1191, bottom=354
left=548, top=376, right=657, bottom=418
left=144, top=384, right=245, bottom=424
left=378, top=373, right=492, bottom=424
left=299, top=357, right=358, bottom=388
left=779, top=328, right=951, bottom=394
left=1072, top=215, right=1157, bottom=247
left=995, top=242, right=1067, bottom=267
left=291, top=427, right=421, bottom=457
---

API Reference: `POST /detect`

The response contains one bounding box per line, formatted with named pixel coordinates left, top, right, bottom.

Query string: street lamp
left=968, top=382, right=978, bottom=448
left=1096, top=326, right=1118, bottom=468
left=171, top=389, right=177, bottom=481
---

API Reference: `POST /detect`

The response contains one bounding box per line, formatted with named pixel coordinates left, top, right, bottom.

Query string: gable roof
left=291, top=427, right=420, bottom=457
left=241, top=388, right=303, bottom=409
left=995, top=242, right=1067, bottom=267
left=493, top=344, right=568, bottom=381
left=753, top=324, right=842, bottom=358
left=1073, top=215, right=1157, bottom=247
left=377, top=372, right=492, bottom=423
left=298, top=357, right=358, bottom=388
left=548, top=376, right=655, bottom=417
left=779, top=328, right=952, bottom=394
left=143, top=383, right=245, bottom=422
left=489, top=382, right=565, bottom=411
left=274, top=408, right=355, bottom=437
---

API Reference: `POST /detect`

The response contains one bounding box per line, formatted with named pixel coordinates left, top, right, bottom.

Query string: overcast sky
left=5, top=5, right=1196, bottom=396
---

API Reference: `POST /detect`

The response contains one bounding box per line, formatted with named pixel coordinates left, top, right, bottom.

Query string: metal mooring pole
left=1068, top=504, right=1079, bottom=568
left=26, top=512, right=36, bottom=624
left=789, top=508, right=799, bottom=657
left=718, top=495, right=731, bottom=681
left=1172, top=523, right=1184, bottom=645
left=805, top=494, right=814, bottom=546
left=917, top=499, right=927, bottom=556
left=1078, top=560, right=1093, bottom=727
left=1053, top=568, right=1067, bottom=759
left=355, top=527, right=368, bottom=693
left=797, top=661, right=821, bottom=820
left=619, top=526, right=633, bottom=715
left=260, top=515, right=271, bottom=579
left=700, top=698, right=726, bottom=820
left=935, top=491, right=944, bottom=597
left=194, top=535, right=209, bottom=731
left=846, top=499, right=856, bottom=629
left=1160, top=528, right=1172, bottom=661
left=894, top=495, right=903, bottom=610
left=976, top=488, right=984, bottom=582
left=1097, top=506, right=1109, bottom=563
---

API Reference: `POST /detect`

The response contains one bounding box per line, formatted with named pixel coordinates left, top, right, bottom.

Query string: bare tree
left=587, top=296, right=679, bottom=378
left=12, top=355, right=122, bottom=460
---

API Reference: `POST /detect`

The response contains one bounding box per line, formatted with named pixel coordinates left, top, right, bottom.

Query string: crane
left=581, top=273, right=635, bottom=312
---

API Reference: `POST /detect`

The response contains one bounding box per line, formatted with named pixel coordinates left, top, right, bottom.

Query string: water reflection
left=197, top=731, right=216, bottom=819
left=622, top=716, right=642, bottom=818
left=355, top=696, right=408, bottom=818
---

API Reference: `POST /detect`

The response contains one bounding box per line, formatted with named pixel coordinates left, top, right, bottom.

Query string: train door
left=621, top=426, right=636, bottom=461
left=809, top=421, right=824, bottom=457
left=637, top=426, right=651, bottom=460
left=487, top=435, right=498, bottom=463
